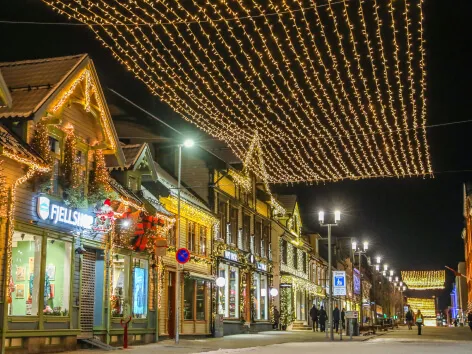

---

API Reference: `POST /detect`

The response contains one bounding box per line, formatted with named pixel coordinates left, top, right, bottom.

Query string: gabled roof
left=0, top=55, right=86, bottom=119
left=0, top=125, right=48, bottom=170
left=105, top=143, right=158, bottom=181
left=276, top=195, right=297, bottom=215
left=0, top=54, right=125, bottom=167
left=109, top=177, right=144, bottom=208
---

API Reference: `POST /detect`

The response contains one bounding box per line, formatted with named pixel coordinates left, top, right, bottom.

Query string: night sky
left=2, top=0, right=472, bottom=309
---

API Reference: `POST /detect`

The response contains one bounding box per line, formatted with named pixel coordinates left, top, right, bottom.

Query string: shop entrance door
left=80, top=249, right=96, bottom=337
left=167, top=271, right=176, bottom=338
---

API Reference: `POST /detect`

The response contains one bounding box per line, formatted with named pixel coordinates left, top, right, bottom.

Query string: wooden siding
left=218, top=176, right=236, bottom=198
left=61, top=103, right=104, bottom=144
left=256, top=199, right=269, bottom=218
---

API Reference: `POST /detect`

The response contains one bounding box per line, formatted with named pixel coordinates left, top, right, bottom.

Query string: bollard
left=120, top=316, right=132, bottom=349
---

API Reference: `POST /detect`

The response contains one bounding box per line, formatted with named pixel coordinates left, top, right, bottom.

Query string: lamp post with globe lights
left=318, top=210, right=340, bottom=341
left=352, top=240, right=368, bottom=328
left=175, top=138, right=194, bottom=344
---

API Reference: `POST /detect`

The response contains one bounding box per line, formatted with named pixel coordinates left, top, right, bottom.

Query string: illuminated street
left=66, top=327, right=472, bottom=353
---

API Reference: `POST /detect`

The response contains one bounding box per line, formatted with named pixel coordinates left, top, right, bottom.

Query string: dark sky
left=2, top=0, right=472, bottom=309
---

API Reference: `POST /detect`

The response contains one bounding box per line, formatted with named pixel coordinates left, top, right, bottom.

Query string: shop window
left=184, top=278, right=206, bottom=321
left=9, top=232, right=42, bottom=316
left=199, top=225, right=207, bottom=256
left=184, top=277, right=195, bottom=320
left=217, top=264, right=239, bottom=318
left=188, top=221, right=196, bottom=252
left=252, top=273, right=268, bottom=321
left=111, top=254, right=129, bottom=317
left=132, top=258, right=148, bottom=319
left=44, top=238, right=72, bottom=316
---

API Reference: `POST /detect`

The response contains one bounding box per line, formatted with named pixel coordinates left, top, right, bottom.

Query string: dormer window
left=128, top=176, right=138, bottom=191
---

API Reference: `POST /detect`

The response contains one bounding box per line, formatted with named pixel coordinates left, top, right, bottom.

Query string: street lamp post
left=319, top=210, right=340, bottom=341
left=175, top=139, right=194, bottom=344
left=352, top=241, right=368, bottom=329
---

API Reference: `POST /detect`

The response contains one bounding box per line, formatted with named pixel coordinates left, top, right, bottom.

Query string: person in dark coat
left=333, top=305, right=340, bottom=333
left=319, top=306, right=327, bottom=332
left=310, top=304, right=319, bottom=332
left=341, top=308, right=346, bottom=331
left=405, top=306, right=414, bottom=330
left=467, top=311, right=472, bottom=331
left=273, top=306, right=280, bottom=330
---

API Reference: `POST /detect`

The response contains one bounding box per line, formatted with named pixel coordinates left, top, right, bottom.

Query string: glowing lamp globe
left=270, top=288, right=279, bottom=297
left=216, top=277, right=226, bottom=288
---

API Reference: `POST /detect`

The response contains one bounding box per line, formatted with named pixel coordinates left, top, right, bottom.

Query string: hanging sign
left=176, top=248, right=190, bottom=264
left=224, top=250, right=238, bottom=262
left=333, top=270, right=347, bottom=296
left=36, top=196, right=94, bottom=229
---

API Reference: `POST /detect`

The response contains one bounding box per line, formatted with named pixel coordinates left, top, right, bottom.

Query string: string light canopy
left=42, top=0, right=432, bottom=183
left=401, top=270, right=445, bottom=290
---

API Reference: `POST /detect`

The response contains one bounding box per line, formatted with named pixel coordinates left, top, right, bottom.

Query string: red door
left=167, top=272, right=176, bottom=338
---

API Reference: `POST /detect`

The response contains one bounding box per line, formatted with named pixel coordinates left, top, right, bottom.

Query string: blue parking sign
left=333, top=271, right=346, bottom=296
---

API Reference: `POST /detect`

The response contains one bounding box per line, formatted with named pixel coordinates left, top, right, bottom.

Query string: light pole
left=175, top=138, right=194, bottom=344
left=370, top=256, right=382, bottom=326
left=319, top=210, right=340, bottom=341
left=351, top=240, right=368, bottom=328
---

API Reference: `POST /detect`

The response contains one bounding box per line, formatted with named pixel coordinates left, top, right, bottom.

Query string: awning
left=186, top=272, right=215, bottom=282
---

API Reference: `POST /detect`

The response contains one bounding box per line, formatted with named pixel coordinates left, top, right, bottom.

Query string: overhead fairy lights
left=401, top=270, right=445, bottom=290
left=42, top=0, right=433, bottom=183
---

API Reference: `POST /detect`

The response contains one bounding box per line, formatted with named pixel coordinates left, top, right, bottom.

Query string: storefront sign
left=256, top=262, right=267, bottom=271
left=224, top=250, right=238, bottom=262
left=280, top=283, right=292, bottom=288
left=346, top=311, right=358, bottom=319
left=36, top=196, right=94, bottom=229
left=333, top=271, right=346, bottom=296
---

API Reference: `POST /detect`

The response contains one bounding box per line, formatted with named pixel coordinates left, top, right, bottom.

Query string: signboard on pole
left=176, top=248, right=190, bottom=264
left=346, top=311, right=358, bottom=319
left=333, top=271, right=346, bottom=296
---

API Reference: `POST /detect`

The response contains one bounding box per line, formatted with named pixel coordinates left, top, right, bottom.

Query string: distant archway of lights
left=42, top=0, right=433, bottom=184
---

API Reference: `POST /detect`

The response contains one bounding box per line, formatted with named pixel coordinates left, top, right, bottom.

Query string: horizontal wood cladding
left=218, top=176, right=236, bottom=198
left=61, top=103, right=104, bottom=144
left=256, top=199, right=269, bottom=218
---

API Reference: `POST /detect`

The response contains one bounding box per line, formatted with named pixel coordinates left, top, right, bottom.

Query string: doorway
left=80, top=249, right=96, bottom=337
left=167, top=271, right=176, bottom=338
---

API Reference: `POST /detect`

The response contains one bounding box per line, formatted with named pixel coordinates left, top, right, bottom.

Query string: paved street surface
left=69, top=326, right=472, bottom=353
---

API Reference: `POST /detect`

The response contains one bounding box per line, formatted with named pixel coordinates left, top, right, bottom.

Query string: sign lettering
left=224, top=250, right=238, bottom=262
left=36, top=196, right=94, bottom=229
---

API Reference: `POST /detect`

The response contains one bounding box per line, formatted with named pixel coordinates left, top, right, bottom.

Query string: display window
left=252, top=273, right=268, bottom=320
left=9, top=232, right=42, bottom=316
left=132, top=258, right=148, bottom=319
left=111, top=254, right=129, bottom=317
left=44, top=238, right=72, bottom=316
left=217, top=263, right=239, bottom=318
left=183, top=278, right=206, bottom=321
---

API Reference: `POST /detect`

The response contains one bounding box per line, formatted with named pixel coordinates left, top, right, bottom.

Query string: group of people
left=405, top=307, right=425, bottom=335
left=310, top=304, right=345, bottom=333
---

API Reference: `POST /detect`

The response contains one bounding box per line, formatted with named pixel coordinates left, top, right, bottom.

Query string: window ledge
left=44, top=316, right=70, bottom=322
left=8, top=316, right=40, bottom=323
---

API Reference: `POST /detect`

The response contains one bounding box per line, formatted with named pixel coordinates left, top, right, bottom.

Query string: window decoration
left=30, top=119, right=53, bottom=191
left=42, top=0, right=432, bottom=182
left=88, top=149, right=113, bottom=204
left=228, top=169, right=251, bottom=192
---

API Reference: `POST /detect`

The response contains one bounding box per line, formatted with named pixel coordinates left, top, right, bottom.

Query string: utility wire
left=0, top=0, right=348, bottom=26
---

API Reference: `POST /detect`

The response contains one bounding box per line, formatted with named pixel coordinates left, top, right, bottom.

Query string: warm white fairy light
left=42, top=0, right=432, bottom=183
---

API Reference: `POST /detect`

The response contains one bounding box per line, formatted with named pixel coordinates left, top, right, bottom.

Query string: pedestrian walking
left=273, top=306, right=280, bottom=330
left=415, top=310, right=424, bottom=335
left=467, top=311, right=472, bottom=331
left=319, top=306, right=327, bottom=332
left=341, top=308, right=346, bottom=331
left=310, top=304, right=319, bottom=332
left=405, top=306, right=414, bottom=330
left=333, top=305, right=340, bottom=333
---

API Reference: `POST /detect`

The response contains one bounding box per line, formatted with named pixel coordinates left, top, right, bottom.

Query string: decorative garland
left=228, top=169, right=251, bottom=192
left=88, top=149, right=112, bottom=204
left=30, top=119, right=53, bottom=191
left=0, top=160, right=7, bottom=218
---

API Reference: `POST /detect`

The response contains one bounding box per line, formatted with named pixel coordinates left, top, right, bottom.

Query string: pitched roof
left=0, top=70, right=12, bottom=108
left=276, top=195, right=297, bottom=215
left=0, top=55, right=86, bottom=119
left=105, top=143, right=158, bottom=180
left=0, top=124, right=48, bottom=169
